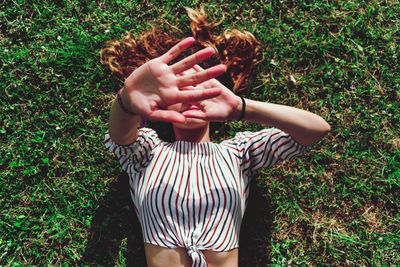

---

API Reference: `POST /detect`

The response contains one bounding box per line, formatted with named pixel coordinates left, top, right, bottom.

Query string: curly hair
left=100, top=6, right=263, bottom=141
left=100, top=6, right=263, bottom=93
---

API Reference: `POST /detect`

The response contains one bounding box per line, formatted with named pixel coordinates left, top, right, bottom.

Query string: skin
left=144, top=243, right=238, bottom=267
left=108, top=37, right=226, bottom=145
left=108, top=37, right=331, bottom=267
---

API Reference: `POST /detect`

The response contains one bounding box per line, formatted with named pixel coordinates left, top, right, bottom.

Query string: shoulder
left=221, top=128, right=276, bottom=145
left=136, top=127, right=160, bottom=143
left=104, top=127, right=164, bottom=173
left=104, top=127, right=161, bottom=156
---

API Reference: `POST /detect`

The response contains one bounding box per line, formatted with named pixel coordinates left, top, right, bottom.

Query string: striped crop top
left=104, top=127, right=307, bottom=267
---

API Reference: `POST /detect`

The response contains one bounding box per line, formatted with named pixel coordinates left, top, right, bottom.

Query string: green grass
left=1, top=0, right=399, bottom=266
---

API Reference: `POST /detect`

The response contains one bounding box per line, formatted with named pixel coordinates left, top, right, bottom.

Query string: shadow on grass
left=81, top=174, right=273, bottom=267
left=80, top=173, right=146, bottom=266
left=239, top=177, right=274, bottom=267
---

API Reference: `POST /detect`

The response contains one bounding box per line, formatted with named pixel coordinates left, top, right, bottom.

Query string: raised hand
left=180, top=65, right=242, bottom=122
left=121, top=37, right=226, bottom=123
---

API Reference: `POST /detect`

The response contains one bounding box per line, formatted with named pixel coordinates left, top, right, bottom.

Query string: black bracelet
left=238, top=95, right=246, bottom=120
left=117, top=87, right=137, bottom=116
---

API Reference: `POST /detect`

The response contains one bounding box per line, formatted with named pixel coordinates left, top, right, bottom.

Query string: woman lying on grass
left=101, top=7, right=330, bottom=267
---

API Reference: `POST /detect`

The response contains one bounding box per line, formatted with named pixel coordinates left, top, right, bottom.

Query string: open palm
left=180, top=65, right=241, bottom=122
left=122, top=37, right=227, bottom=123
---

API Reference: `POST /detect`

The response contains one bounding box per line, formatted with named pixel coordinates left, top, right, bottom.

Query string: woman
left=102, top=8, right=330, bottom=267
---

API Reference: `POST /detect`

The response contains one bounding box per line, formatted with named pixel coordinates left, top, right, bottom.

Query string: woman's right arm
left=108, top=89, right=141, bottom=146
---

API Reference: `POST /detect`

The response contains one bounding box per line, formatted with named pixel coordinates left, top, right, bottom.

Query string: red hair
left=100, top=6, right=263, bottom=93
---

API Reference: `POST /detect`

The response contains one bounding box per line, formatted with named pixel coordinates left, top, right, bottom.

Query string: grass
left=1, top=0, right=399, bottom=266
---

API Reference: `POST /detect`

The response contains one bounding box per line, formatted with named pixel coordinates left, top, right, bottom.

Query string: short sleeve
left=221, top=128, right=308, bottom=176
left=104, top=127, right=161, bottom=174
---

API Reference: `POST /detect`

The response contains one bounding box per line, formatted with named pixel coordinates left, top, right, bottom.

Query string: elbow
left=305, top=119, right=331, bottom=146
left=314, top=120, right=331, bottom=142
left=307, top=112, right=331, bottom=136
left=290, top=117, right=332, bottom=147
left=321, top=120, right=331, bottom=135
left=312, top=113, right=331, bottom=135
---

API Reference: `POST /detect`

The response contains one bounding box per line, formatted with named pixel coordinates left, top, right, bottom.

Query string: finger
left=148, top=110, right=186, bottom=124
left=170, top=47, right=215, bottom=74
left=174, top=88, right=221, bottom=103
left=179, top=85, right=197, bottom=91
left=179, top=67, right=198, bottom=77
left=181, top=109, right=208, bottom=120
left=160, top=37, right=195, bottom=64
left=176, top=64, right=227, bottom=87
left=192, top=64, right=204, bottom=72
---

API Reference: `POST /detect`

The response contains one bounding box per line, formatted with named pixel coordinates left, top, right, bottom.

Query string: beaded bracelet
left=116, top=87, right=137, bottom=116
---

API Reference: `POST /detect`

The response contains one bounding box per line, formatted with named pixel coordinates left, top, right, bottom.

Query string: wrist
left=229, top=95, right=244, bottom=121
left=117, top=87, right=139, bottom=115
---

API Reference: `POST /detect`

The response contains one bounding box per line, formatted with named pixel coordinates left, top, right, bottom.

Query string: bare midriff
left=144, top=243, right=238, bottom=267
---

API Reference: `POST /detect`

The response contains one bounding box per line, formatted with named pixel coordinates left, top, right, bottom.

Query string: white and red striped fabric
left=104, top=127, right=307, bottom=267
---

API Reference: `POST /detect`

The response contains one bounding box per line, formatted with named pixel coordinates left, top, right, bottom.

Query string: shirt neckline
left=165, top=140, right=217, bottom=155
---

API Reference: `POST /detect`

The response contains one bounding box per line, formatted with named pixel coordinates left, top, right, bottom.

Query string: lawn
left=1, top=0, right=399, bottom=266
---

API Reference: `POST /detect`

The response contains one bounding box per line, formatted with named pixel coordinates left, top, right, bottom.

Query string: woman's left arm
left=178, top=65, right=330, bottom=146
left=231, top=98, right=331, bottom=146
